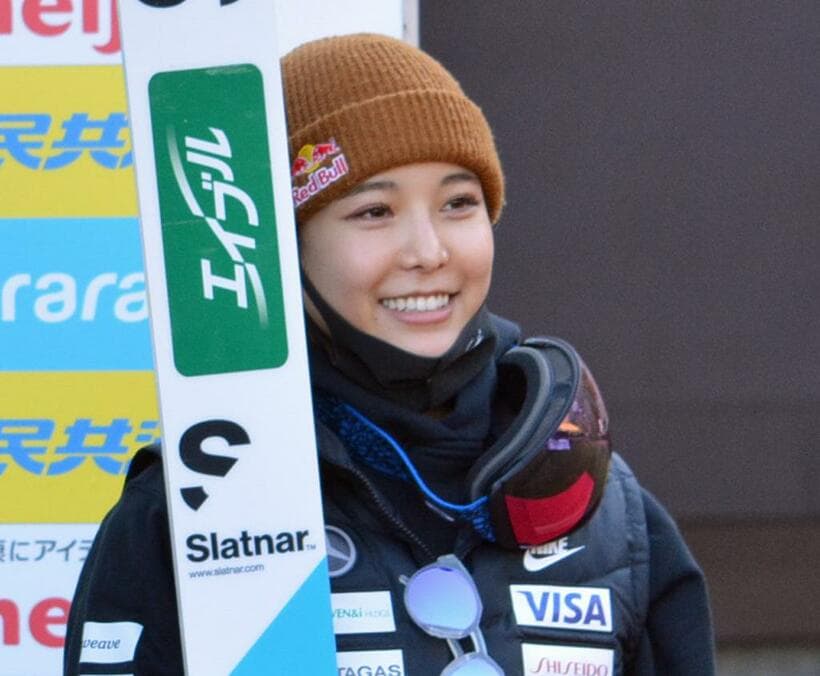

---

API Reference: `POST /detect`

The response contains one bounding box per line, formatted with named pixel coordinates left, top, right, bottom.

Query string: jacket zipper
left=344, top=462, right=436, bottom=562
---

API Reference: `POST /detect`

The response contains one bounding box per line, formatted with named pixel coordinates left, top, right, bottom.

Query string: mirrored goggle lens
left=498, top=434, right=610, bottom=546
left=405, top=564, right=480, bottom=637
left=442, top=652, right=505, bottom=676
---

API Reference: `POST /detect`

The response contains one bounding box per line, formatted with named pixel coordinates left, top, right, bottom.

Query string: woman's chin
left=375, top=306, right=465, bottom=358
left=385, top=332, right=459, bottom=358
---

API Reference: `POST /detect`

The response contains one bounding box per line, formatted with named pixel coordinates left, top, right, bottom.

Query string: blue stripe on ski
left=231, top=559, right=336, bottom=674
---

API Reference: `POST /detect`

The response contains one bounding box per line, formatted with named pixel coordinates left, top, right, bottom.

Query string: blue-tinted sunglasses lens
left=442, top=653, right=505, bottom=676
left=405, top=564, right=480, bottom=636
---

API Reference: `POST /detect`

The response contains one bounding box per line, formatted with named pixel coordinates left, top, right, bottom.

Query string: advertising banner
left=0, top=66, right=136, bottom=218
left=1, top=217, right=150, bottom=371
left=1, top=1, right=409, bottom=673
left=0, top=524, right=99, bottom=675
left=0, top=371, right=158, bottom=523
left=0, top=0, right=121, bottom=65
left=118, top=1, right=335, bottom=672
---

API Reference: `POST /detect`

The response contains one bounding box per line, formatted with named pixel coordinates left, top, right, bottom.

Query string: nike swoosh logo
left=523, top=545, right=585, bottom=572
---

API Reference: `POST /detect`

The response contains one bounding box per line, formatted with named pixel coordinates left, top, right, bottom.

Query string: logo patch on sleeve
left=522, top=643, right=614, bottom=675
left=331, top=591, right=396, bottom=634
left=523, top=536, right=585, bottom=572
left=336, top=649, right=404, bottom=676
left=79, top=621, right=143, bottom=663
left=510, top=585, right=612, bottom=632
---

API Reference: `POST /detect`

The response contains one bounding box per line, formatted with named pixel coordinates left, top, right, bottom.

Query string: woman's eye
left=348, top=204, right=392, bottom=220
left=443, top=194, right=481, bottom=212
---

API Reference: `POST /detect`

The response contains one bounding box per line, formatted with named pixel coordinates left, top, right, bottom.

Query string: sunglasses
left=400, top=555, right=504, bottom=675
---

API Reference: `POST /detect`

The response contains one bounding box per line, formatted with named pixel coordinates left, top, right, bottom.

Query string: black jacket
left=64, top=437, right=714, bottom=675
left=65, top=324, right=714, bottom=674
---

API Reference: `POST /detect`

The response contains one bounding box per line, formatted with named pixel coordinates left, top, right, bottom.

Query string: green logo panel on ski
left=149, top=64, right=287, bottom=376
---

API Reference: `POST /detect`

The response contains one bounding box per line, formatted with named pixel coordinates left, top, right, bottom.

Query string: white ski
left=118, top=1, right=336, bottom=673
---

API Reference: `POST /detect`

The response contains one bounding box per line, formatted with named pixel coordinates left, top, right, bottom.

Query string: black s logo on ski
left=179, top=419, right=250, bottom=510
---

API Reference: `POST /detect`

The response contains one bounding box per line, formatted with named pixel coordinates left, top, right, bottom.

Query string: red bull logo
left=290, top=138, right=341, bottom=178
left=290, top=138, right=348, bottom=207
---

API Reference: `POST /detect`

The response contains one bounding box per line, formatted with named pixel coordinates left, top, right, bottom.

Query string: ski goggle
left=316, top=337, right=611, bottom=549
left=473, top=337, right=611, bottom=547
left=400, top=555, right=503, bottom=676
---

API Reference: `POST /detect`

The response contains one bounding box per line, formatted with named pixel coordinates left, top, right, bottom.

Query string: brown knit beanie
left=281, top=33, right=505, bottom=224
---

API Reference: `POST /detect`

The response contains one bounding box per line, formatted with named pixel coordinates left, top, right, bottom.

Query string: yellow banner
left=0, top=371, right=159, bottom=523
left=0, top=66, right=137, bottom=217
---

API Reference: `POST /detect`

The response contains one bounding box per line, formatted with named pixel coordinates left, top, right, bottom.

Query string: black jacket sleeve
left=63, top=449, right=184, bottom=675
left=628, top=489, right=716, bottom=676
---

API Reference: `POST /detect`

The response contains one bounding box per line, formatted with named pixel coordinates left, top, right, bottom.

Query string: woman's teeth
left=381, top=294, right=450, bottom=312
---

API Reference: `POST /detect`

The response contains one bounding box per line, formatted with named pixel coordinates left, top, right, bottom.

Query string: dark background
left=421, top=1, right=819, bottom=645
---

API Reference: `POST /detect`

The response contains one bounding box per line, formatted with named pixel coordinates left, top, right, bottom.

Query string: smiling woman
left=299, top=162, right=494, bottom=357
left=64, top=32, right=715, bottom=676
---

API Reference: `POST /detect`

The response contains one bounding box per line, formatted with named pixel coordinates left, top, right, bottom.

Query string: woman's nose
left=399, top=218, right=449, bottom=270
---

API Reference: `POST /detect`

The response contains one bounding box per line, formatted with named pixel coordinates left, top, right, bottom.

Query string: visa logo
left=510, top=584, right=612, bottom=633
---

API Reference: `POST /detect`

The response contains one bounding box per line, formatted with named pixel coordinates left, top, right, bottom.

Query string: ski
left=118, top=2, right=336, bottom=673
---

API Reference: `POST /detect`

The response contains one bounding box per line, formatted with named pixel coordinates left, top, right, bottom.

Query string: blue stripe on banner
left=0, top=218, right=152, bottom=371
left=232, top=559, right=336, bottom=675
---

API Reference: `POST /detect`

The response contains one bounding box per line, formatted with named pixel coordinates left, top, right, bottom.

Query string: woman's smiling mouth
left=380, top=294, right=452, bottom=312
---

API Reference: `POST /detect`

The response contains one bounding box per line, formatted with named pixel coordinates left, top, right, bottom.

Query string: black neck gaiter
left=302, top=274, right=498, bottom=413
